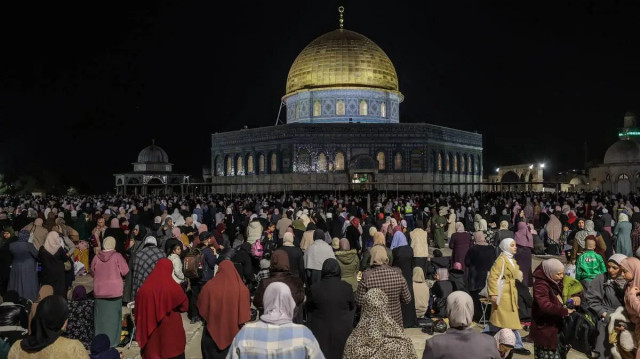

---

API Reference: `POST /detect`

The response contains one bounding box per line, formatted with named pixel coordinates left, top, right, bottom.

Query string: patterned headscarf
left=342, top=288, right=418, bottom=359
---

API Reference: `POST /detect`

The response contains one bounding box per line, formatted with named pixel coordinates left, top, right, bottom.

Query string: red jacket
left=530, top=265, right=569, bottom=350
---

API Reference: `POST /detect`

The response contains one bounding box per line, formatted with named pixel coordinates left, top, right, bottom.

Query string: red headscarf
left=135, top=258, right=188, bottom=350
left=197, top=261, right=251, bottom=349
left=351, top=217, right=360, bottom=228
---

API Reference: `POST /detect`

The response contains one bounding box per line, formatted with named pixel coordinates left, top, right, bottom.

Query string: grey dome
left=604, top=140, right=640, bottom=164
left=137, top=144, right=169, bottom=163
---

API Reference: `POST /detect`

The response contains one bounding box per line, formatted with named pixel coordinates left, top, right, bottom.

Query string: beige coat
left=410, top=228, right=429, bottom=258
left=488, top=253, right=521, bottom=329
left=446, top=213, right=456, bottom=238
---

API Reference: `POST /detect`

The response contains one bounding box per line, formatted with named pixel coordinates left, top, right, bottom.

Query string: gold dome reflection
left=285, top=29, right=399, bottom=96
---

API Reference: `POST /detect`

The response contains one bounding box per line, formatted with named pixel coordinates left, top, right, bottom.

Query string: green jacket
left=576, top=250, right=606, bottom=282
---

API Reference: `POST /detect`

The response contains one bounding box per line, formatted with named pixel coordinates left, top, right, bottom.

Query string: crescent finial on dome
left=338, top=6, right=344, bottom=29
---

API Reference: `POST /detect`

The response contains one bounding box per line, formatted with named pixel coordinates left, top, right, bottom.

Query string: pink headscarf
left=110, top=218, right=119, bottom=229
left=172, top=227, right=182, bottom=239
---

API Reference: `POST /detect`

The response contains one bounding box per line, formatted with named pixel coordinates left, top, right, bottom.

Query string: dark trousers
left=201, top=325, right=230, bottom=359
left=188, top=281, right=202, bottom=320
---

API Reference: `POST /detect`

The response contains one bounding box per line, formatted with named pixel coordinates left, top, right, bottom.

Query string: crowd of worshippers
left=1, top=190, right=640, bottom=358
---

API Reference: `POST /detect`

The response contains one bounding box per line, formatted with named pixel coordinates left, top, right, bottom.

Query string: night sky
left=1, top=1, right=639, bottom=193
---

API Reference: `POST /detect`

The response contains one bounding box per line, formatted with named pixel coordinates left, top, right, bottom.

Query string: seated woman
left=583, top=253, right=627, bottom=358
left=343, top=288, right=417, bottom=359
left=63, top=285, right=94, bottom=350
left=9, top=295, right=89, bottom=358
left=430, top=268, right=454, bottom=318
left=413, top=267, right=430, bottom=319
left=228, top=282, right=324, bottom=358
left=422, top=291, right=500, bottom=358
left=0, top=291, right=29, bottom=347
left=494, top=329, right=516, bottom=359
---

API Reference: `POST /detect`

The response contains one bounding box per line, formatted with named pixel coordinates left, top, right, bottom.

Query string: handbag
left=479, top=258, right=505, bottom=303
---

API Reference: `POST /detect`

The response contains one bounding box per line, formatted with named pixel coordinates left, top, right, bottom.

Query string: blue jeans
left=483, top=324, right=524, bottom=349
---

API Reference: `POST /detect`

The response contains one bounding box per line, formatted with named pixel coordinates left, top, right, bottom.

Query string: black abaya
left=392, top=245, right=418, bottom=327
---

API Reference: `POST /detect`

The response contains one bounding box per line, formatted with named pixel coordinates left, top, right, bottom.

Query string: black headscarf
left=321, top=258, right=341, bottom=278
left=21, top=295, right=68, bottom=352
left=313, top=229, right=325, bottom=241
left=306, top=223, right=317, bottom=231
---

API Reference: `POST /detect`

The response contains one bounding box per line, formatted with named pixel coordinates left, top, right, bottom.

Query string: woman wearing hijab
left=9, top=295, right=88, bottom=358
left=446, top=208, right=456, bottom=240
left=278, top=232, right=305, bottom=281
left=103, top=218, right=127, bottom=258
left=584, top=254, right=627, bottom=358
left=135, top=258, right=188, bottom=359
left=423, top=291, right=500, bottom=359
left=197, top=260, right=250, bottom=359
left=360, top=232, right=393, bottom=271
left=8, top=230, right=39, bottom=301
left=123, top=225, right=149, bottom=303
left=412, top=267, right=430, bottom=318
left=431, top=268, right=454, bottom=318
left=253, top=250, right=305, bottom=324
left=432, top=208, right=447, bottom=249
left=495, top=220, right=514, bottom=247
left=21, top=218, right=48, bottom=251
left=513, top=221, right=533, bottom=287
left=63, top=285, right=94, bottom=350
left=131, top=236, right=165, bottom=301
left=573, top=219, right=607, bottom=261
left=619, top=257, right=640, bottom=354
left=487, top=238, right=528, bottom=355
left=345, top=217, right=362, bottom=254
left=343, top=288, right=417, bottom=359
left=306, top=258, right=355, bottom=359
left=356, top=246, right=411, bottom=328
left=28, top=285, right=53, bottom=335
left=391, top=230, right=417, bottom=328
left=494, top=329, right=516, bottom=359
left=38, top=231, right=68, bottom=297
left=465, top=231, right=497, bottom=321
left=304, top=229, right=336, bottom=288
left=300, top=222, right=317, bottom=251
left=530, top=258, right=573, bottom=358
left=449, top=222, right=472, bottom=271
left=615, top=213, right=633, bottom=257
left=335, top=238, right=360, bottom=293
left=91, top=236, right=129, bottom=348
left=89, top=334, right=120, bottom=359
left=228, top=282, right=324, bottom=358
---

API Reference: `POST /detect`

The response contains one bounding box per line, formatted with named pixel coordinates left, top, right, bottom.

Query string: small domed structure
left=604, top=140, right=640, bottom=164
left=137, top=142, right=169, bottom=163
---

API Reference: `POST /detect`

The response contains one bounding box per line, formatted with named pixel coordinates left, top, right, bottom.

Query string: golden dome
left=285, top=29, right=399, bottom=96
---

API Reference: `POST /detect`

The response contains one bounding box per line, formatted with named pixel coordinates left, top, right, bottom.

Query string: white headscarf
left=447, top=291, right=474, bottom=328
left=498, top=238, right=515, bottom=264
left=260, top=282, right=295, bottom=325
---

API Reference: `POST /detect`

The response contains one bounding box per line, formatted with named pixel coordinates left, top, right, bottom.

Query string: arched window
left=359, top=100, right=367, bottom=115
left=335, top=151, right=345, bottom=171
left=411, top=149, right=422, bottom=170
left=297, top=149, right=310, bottom=171
left=394, top=152, right=403, bottom=171
left=461, top=155, right=466, bottom=174
left=270, top=153, right=277, bottom=173
left=214, top=155, right=222, bottom=176
left=381, top=102, right=386, bottom=118
left=226, top=156, right=233, bottom=176
left=258, top=154, right=265, bottom=173
left=247, top=154, right=254, bottom=174
left=453, top=154, right=458, bottom=173
left=317, top=153, right=327, bottom=171
left=619, top=173, right=629, bottom=180
left=336, top=100, right=345, bottom=115
left=236, top=155, right=244, bottom=175
left=313, top=101, right=321, bottom=117
left=469, top=156, right=474, bottom=175
left=445, top=153, right=450, bottom=172
left=437, top=152, right=442, bottom=172
left=377, top=151, right=385, bottom=170
left=475, top=155, right=480, bottom=174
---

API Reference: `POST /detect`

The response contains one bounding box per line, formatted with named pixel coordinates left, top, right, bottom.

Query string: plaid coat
left=131, top=244, right=165, bottom=300
left=355, top=264, right=411, bottom=327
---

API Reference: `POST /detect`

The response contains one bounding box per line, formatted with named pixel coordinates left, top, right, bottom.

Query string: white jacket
left=168, top=253, right=185, bottom=284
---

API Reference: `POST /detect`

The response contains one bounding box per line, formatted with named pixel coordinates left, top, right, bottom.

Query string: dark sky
left=1, top=1, right=639, bottom=193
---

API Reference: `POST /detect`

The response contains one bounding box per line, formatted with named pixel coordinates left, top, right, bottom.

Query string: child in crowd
left=575, top=236, right=606, bottom=282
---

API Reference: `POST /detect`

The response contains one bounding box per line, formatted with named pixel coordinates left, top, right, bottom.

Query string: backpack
left=183, top=247, right=203, bottom=279
left=251, top=240, right=264, bottom=258
left=561, top=308, right=597, bottom=356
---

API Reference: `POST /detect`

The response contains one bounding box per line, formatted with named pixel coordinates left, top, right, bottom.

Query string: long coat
left=38, top=247, right=67, bottom=297
left=465, top=245, right=497, bottom=291
left=530, top=265, right=569, bottom=350
left=432, top=216, right=446, bottom=248
left=449, top=231, right=473, bottom=270
left=487, top=253, right=521, bottom=329
left=614, top=221, right=633, bottom=256
left=8, top=241, right=39, bottom=301
left=306, top=276, right=355, bottom=359
left=392, top=245, right=418, bottom=327
left=335, top=249, right=359, bottom=292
